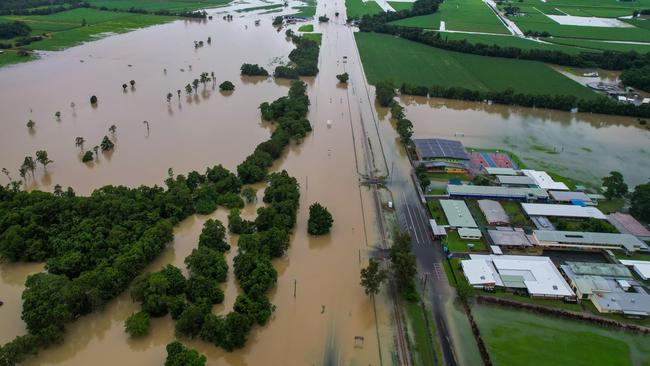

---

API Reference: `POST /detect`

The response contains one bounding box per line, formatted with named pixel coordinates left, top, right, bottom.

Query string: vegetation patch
left=345, top=0, right=383, bottom=19
left=444, top=231, right=487, bottom=253
left=297, top=23, right=313, bottom=32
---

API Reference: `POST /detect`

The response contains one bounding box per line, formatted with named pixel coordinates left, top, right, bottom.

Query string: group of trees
left=390, top=230, right=418, bottom=301
left=336, top=72, right=349, bottom=83
left=356, top=0, right=439, bottom=29
left=602, top=171, right=628, bottom=200
left=237, top=80, right=312, bottom=183
left=0, top=21, right=31, bottom=39
left=240, top=63, right=269, bottom=76
left=621, top=65, right=650, bottom=93
left=274, top=34, right=320, bottom=78
left=631, top=181, right=650, bottom=222
left=165, top=341, right=206, bottom=366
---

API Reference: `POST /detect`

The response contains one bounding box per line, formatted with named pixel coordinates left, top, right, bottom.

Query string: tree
left=165, top=341, right=206, bottom=366
left=75, top=136, right=85, bottom=150
left=130, top=80, right=136, bottom=87
left=21, top=156, right=36, bottom=178
left=390, top=229, right=418, bottom=301
left=101, top=136, right=114, bottom=151
left=124, top=311, right=150, bottom=337
left=35, top=150, right=52, bottom=170
left=375, top=81, right=396, bottom=107
left=26, top=119, right=35, bottom=130
left=167, top=92, right=173, bottom=103
left=185, top=84, right=193, bottom=95
left=200, top=72, right=210, bottom=88
left=122, top=83, right=128, bottom=91
left=109, top=124, right=117, bottom=136
left=336, top=72, right=349, bottom=83
left=456, top=279, right=474, bottom=303
left=81, top=18, right=87, bottom=26
left=198, top=219, right=230, bottom=252
left=219, top=81, right=235, bottom=91
left=360, top=258, right=388, bottom=296
left=630, top=181, right=650, bottom=222
left=82, top=150, right=93, bottom=163
left=192, top=79, right=199, bottom=94
left=602, top=171, right=628, bottom=200
left=90, top=95, right=98, bottom=105
left=307, top=203, right=333, bottom=235
left=241, top=186, right=256, bottom=203
left=395, top=118, right=413, bottom=144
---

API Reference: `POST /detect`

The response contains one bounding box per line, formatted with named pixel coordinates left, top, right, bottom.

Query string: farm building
left=459, top=228, right=482, bottom=240
left=478, top=200, right=510, bottom=225
left=413, top=138, right=469, bottom=173
left=561, top=262, right=650, bottom=317
left=522, top=170, right=569, bottom=191
left=607, top=212, right=650, bottom=240
left=461, top=254, right=575, bottom=299
left=447, top=185, right=549, bottom=202
left=496, top=175, right=536, bottom=187
left=548, top=191, right=593, bottom=205
left=619, top=260, right=650, bottom=281
left=521, top=203, right=607, bottom=220
left=487, top=228, right=535, bottom=248
left=533, top=230, right=649, bottom=253
left=439, top=200, right=477, bottom=228
left=484, top=167, right=518, bottom=176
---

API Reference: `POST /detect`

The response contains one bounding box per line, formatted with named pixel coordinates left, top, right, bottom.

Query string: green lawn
left=444, top=231, right=487, bottom=252
left=473, top=304, right=650, bottom=366
left=405, top=302, right=441, bottom=366
left=546, top=37, right=650, bottom=53
left=355, top=32, right=598, bottom=98
left=0, top=8, right=173, bottom=51
left=388, top=1, right=413, bottom=11
left=391, top=0, right=508, bottom=34
left=427, top=199, right=448, bottom=224
left=427, top=172, right=470, bottom=182
left=292, top=0, right=317, bottom=17
left=596, top=198, right=625, bottom=214
left=0, top=51, right=35, bottom=68
left=298, top=24, right=314, bottom=32
left=486, top=291, right=583, bottom=311
left=86, top=0, right=233, bottom=11
left=303, top=32, right=322, bottom=44
left=438, top=32, right=595, bottom=55
left=346, top=0, right=384, bottom=18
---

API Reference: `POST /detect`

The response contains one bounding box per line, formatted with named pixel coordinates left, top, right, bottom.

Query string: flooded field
left=399, top=96, right=650, bottom=186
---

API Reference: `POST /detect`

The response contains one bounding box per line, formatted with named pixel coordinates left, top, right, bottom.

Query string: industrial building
left=447, top=185, right=549, bottom=202
left=561, top=262, right=650, bottom=317
left=478, top=199, right=510, bottom=225
left=619, top=260, right=650, bottom=281
left=607, top=212, right=650, bottom=240
left=521, top=203, right=607, bottom=220
left=439, top=200, right=478, bottom=228
left=533, top=230, right=649, bottom=253
left=496, top=175, right=536, bottom=187
left=522, top=170, right=569, bottom=191
left=413, top=138, right=469, bottom=173
left=487, top=228, right=535, bottom=248
left=548, top=190, right=594, bottom=205
left=461, top=255, right=575, bottom=299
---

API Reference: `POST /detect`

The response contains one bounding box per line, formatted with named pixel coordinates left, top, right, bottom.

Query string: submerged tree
left=100, top=136, right=114, bottom=151
left=192, top=79, right=200, bottom=94
left=200, top=72, right=210, bottom=89
left=122, top=83, right=128, bottom=91
left=185, top=84, right=193, bottom=95
left=35, top=150, right=52, bottom=170
left=167, top=92, right=173, bottom=103
left=21, top=156, right=36, bottom=178
left=219, top=81, right=235, bottom=91
left=55, top=111, right=61, bottom=121
left=75, top=136, right=85, bottom=150
left=307, top=203, right=333, bottom=235
left=165, top=341, right=206, bottom=366
left=26, top=119, right=35, bottom=130
left=90, top=95, right=98, bottom=105
left=109, top=125, right=117, bottom=136
left=130, top=80, right=136, bottom=87
left=360, top=258, right=388, bottom=296
left=125, top=311, right=150, bottom=338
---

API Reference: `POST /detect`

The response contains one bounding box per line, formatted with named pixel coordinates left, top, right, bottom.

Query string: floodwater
left=398, top=96, right=650, bottom=186
left=1, top=1, right=396, bottom=365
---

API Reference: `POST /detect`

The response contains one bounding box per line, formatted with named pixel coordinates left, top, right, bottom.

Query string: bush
left=125, top=311, right=150, bottom=337
left=274, top=65, right=299, bottom=79
left=81, top=150, right=93, bottom=162
left=336, top=72, right=349, bottom=83
left=89, top=95, right=98, bottom=104
left=307, top=203, right=333, bottom=235
left=219, top=81, right=235, bottom=91
left=240, top=63, right=269, bottom=76
left=375, top=81, right=396, bottom=107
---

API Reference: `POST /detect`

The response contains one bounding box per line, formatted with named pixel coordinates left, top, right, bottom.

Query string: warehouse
left=413, top=138, right=469, bottom=173
left=496, top=175, right=536, bottom=187
left=521, top=203, right=607, bottom=220
left=461, top=254, right=575, bottom=299
left=439, top=200, right=478, bottom=228
left=522, top=170, right=569, bottom=190
left=533, top=230, right=649, bottom=253
left=478, top=200, right=510, bottom=225
left=447, top=185, right=549, bottom=202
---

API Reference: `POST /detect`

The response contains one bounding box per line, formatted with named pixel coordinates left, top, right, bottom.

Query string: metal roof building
left=619, top=260, right=650, bottom=280
left=429, top=219, right=447, bottom=237
left=607, top=212, right=650, bottom=240
left=496, top=175, right=536, bottom=187
left=478, top=200, right=510, bottom=225
left=549, top=191, right=593, bottom=205
left=439, top=200, right=477, bottom=228
left=521, top=203, right=607, bottom=219
left=533, top=230, right=649, bottom=253
left=462, top=255, right=575, bottom=298
left=522, top=170, right=569, bottom=191
left=458, top=228, right=483, bottom=240
left=485, top=167, right=518, bottom=176
left=413, top=138, right=469, bottom=161
left=487, top=228, right=534, bottom=247
left=447, top=185, right=549, bottom=201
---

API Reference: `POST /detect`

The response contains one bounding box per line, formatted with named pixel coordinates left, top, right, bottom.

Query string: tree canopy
left=307, top=203, right=333, bottom=235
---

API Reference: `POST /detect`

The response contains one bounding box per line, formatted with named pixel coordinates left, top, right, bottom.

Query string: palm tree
left=35, top=150, right=53, bottom=170
left=21, top=156, right=36, bottom=178
left=185, top=84, right=193, bottom=95
left=177, top=89, right=181, bottom=100
left=166, top=92, right=173, bottom=103
left=192, top=79, right=199, bottom=94
left=75, top=136, right=85, bottom=150
left=26, top=119, right=35, bottom=130
left=18, top=166, right=27, bottom=182
left=109, top=125, right=117, bottom=136
left=200, top=72, right=210, bottom=89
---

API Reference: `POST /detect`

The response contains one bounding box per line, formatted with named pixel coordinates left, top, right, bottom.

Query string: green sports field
left=346, top=0, right=384, bottom=18
left=473, top=304, right=650, bottom=366
left=355, top=32, right=598, bottom=98
left=0, top=8, right=172, bottom=51
left=391, top=0, right=509, bottom=34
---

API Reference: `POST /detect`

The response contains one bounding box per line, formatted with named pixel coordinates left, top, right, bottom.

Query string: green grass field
left=292, top=0, right=317, bottom=17
left=437, top=32, right=595, bottom=54
left=346, top=0, right=384, bottom=18
left=444, top=231, right=487, bottom=252
left=0, top=51, right=35, bottom=68
left=355, top=32, right=598, bottom=98
left=427, top=199, right=448, bottom=225
left=303, top=32, right=322, bottom=44
left=298, top=24, right=313, bottom=32
left=473, top=304, right=650, bottom=366
left=405, top=302, right=441, bottom=366
left=86, top=0, right=232, bottom=11
left=236, top=4, right=284, bottom=13
left=0, top=8, right=173, bottom=51
left=388, top=1, right=414, bottom=11
left=546, top=37, right=650, bottom=53
left=391, top=0, right=508, bottom=34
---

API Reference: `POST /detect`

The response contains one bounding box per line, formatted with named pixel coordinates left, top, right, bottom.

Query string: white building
left=619, top=260, right=650, bottom=281
left=461, top=255, right=575, bottom=299
left=522, top=170, right=569, bottom=191
left=521, top=203, right=607, bottom=220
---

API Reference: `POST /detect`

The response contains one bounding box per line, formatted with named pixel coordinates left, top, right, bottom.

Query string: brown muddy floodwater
left=1, top=1, right=396, bottom=365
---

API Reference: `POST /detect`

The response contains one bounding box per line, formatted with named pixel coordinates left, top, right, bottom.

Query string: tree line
left=0, top=21, right=31, bottom=39
left=621, top=65, right=650, bottom=93
left=275, top=31, right=321, bottom=79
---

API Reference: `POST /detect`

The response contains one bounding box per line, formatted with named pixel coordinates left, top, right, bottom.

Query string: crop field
left=546, top=37, right=650, bottom=53
left=86, top=0, right=233, bottom=11
left=346, top=0, right=384, bottom=18
left=0, top=8, right=172, bottom=51
left=473, top=304, right=650, bottom=366
left=388, top=1, right=414, bottom=11
left=355, top=32, right=598, bottom=98
left=437, top=32, right=594, bottom=54
left=291, top=0, right=317, bottom=17
left=391, top=0, right=509, bottom=34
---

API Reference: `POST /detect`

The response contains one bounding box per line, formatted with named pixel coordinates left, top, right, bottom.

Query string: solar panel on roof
left=414, top=138, right=468, bottom=160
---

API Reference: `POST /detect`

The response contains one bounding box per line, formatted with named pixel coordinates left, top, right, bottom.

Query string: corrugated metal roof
left=522, top=203, right=606, bottom=219
left=447, top=185, right=549, bottom=199
left=439, top=200, right=478, bottom=228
